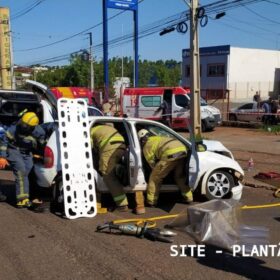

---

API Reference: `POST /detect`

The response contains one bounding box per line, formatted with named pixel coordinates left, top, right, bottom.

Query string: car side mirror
left=196, top=142, right=207, bottom=152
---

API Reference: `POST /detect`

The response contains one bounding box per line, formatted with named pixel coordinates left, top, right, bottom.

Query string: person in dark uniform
left=0, top=112, right=50, bottom=208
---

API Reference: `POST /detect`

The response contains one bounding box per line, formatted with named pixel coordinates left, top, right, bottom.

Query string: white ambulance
left=121, top=87, right=221, bottom=131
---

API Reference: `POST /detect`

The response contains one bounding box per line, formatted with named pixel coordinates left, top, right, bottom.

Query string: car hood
left=197, top=149, right=244, bottom=175
left=202, top=139, right=233, bottom=158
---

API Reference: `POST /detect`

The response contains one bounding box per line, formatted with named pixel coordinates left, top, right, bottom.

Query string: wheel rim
left=207, top=172, right=231, bottom=198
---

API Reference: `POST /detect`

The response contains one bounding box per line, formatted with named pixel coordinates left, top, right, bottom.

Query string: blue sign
left=106, top=0, right=138, bottom=10
left=183, top=45, right=230, bottom=58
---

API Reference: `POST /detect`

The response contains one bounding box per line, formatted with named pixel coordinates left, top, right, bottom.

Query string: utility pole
left=87, top=32, right=94, bottom=92
left=190, top=0, right=201, bottom=137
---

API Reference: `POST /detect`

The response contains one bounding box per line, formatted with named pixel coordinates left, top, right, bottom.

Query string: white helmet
left=138, top=129, right=149, bottom=139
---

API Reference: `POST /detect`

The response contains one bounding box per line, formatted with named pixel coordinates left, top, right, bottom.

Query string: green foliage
left=262, top=125, right=280, bottom=133
left=35, top=56, right=181, bottom=89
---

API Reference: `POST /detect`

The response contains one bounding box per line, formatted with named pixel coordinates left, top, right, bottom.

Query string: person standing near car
left=138, top=129, right=193, bottom=207
left=0, top=112, right=47, bottom=208
left=155, top=98, right=172, bottom=127
left=262, top=98, right=272, bottom=124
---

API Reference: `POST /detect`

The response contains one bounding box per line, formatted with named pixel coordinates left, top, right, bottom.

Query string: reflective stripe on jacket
left=143, top=136, right=187, bottom=168
left=90, top=125, right=125, bottom=151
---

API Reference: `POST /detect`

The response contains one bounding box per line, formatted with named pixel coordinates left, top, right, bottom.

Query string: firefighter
left=90, top=124, right=129, bottom=212
left=138, top=129, right=193, bottom=206
left=0, top=112, right=47, bottom=208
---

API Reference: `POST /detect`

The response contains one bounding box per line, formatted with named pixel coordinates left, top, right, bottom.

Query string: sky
left=1, top=0, right=280, bottom=66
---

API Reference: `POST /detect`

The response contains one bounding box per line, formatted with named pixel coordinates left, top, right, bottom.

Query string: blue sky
left=1, top=0, right=280, bottom=66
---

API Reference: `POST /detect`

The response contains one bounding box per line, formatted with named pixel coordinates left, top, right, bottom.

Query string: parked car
left=34, top=115, right=244, bottom=203
left=229, top=101, right=280, bottom=123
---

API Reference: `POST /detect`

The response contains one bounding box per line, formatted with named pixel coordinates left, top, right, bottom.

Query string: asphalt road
left=0, top=127, right=279, bottom=280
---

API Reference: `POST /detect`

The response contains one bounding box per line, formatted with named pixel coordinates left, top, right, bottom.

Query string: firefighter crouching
left=0, top=112, right=49, bottom=207
left=91, top=124, right=146, bottom=214
left=138, top=129, right=193, bottom=207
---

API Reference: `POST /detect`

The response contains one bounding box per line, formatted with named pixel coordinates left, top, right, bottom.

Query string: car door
left=172, top=94, right=190, bottom=129
left=237, top=103, right=254, bottom=122
left=133, top=121, right=199, bottom=191
left=123, top=120, right=147, bottom=191
left=26, top=80, right=58, bottom=121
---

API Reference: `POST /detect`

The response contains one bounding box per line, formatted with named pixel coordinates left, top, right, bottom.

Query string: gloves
left=0, top=158, right=9, bottom=169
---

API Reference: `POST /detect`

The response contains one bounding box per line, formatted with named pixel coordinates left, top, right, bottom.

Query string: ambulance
left=121, top=87, right=221, bottom=131
left=51, top=87, right=97, bottom=106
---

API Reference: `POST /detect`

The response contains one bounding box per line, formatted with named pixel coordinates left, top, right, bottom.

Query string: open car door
left=26, top=80, right=58, bottom=119
left=123, top=120, right=146, bottom=191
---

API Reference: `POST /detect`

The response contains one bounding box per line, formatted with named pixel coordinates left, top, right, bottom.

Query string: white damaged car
left=34, top=116, right=244, bottom=202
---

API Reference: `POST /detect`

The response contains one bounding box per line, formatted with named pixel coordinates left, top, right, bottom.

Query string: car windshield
left=88, top=107, right=103, bottom=116
left=188, top=93, right=208, bottom=106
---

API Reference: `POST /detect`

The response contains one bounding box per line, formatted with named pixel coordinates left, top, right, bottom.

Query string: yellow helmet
left=21, top=112, right=39, bottom=127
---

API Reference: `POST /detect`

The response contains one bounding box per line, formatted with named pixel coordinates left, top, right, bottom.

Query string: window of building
left=185, top=64, right=202, bottom=77
left=185, top=65, right=190, bottom=77
left=207, top=64, right=225, bottom=77
left=141, top=96, right=161, bottom=107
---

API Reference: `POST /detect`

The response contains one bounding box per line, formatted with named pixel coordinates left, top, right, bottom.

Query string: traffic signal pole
left=190, top=0, right=202, bottom=137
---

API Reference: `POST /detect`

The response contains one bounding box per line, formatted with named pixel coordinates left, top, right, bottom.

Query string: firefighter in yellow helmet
left=90, top=124, right=129, bottom=212
left=0, top=112, right=48, bottom=207
left=138, top=129, right=193, bottom=206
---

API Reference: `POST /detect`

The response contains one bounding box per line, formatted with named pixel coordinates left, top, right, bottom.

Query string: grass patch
left=262, top=125, right=280, bottom=133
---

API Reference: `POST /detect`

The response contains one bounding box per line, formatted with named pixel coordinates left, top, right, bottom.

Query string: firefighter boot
left=16, top=198, right=32, bottom=208
left=134, top=191, right=146, bottom=215
left=96, top=192, right=107, bottom=214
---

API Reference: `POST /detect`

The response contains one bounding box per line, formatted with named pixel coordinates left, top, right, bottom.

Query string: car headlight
left=234, top=171, right=244, bottom=182
left=203, top=108, right=214, bottom=118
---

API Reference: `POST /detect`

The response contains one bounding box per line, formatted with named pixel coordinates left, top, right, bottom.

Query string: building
left=182, top=45, right=280, bottom=103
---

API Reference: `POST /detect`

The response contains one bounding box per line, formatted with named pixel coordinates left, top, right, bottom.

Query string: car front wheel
left=205, top=170, right=234, bottom=200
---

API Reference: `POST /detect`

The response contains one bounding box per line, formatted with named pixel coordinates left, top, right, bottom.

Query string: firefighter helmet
left=21, top=112, right=39, bottom=127
left=138, top=129, right=149, bottom=140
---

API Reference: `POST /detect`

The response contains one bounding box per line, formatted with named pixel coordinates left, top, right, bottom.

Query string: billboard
left=106, top=0, right=138, bottom=10
left=0, top=7, right=12, bottom=89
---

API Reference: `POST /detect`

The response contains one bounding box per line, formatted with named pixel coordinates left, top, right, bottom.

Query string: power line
left=15, top=0, right=145, bottom=52
left=21, top=0, right=267, bottom=65
left=11, top=0, right=46, bottom=20
left=242, top=4, right=280, bottom=24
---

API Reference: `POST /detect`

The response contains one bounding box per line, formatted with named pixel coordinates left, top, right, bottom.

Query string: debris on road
left=168, top=200, right=269, bottom=252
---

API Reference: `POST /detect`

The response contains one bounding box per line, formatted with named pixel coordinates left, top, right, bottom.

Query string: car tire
left=51, top=179, right=64, bottom=214
left=205, top=170, right=234, bottom=200
left=229, top=114, right=237, bottom=121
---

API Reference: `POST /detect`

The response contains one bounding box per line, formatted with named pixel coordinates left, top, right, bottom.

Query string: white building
left=182, top=45, right=280, bottom=103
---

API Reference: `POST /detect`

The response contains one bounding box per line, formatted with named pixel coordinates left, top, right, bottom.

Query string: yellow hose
left=112, top=202, right=280, bottom=227
left=241, top=202, right=280, bottom=210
